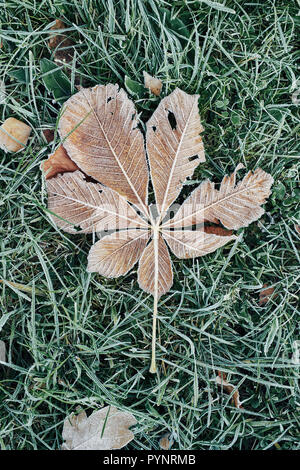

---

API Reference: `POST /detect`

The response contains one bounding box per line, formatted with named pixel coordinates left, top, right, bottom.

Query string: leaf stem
left=150, top=289, right=158, bottom=373
left=150, top=225, right=159, bottom=373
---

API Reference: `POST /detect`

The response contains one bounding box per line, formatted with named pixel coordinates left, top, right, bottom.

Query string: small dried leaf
left=61, top=406, right=136, bottom=450
left=49, top=19, right=74, bottom=64
left=259, top=284, right=275, bottom=305
left=216, top=371, right=243, bottom=409
left=0, top=117, right=31, bottom=152
left=159, top=432, right=173, bottom=450
left=0, top=340, right=6, bottom=362
left=42, top=129, right=55, bottom=143
left=143, top=71, right=162, bottom=96
left=42, top=145, right=79, bottom=180
left=0, top=279, right=44, bottom=296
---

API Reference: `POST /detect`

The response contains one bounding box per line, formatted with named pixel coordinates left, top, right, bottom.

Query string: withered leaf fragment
left=49, top=19, right=74, bottom=65
left=216, top=371, right=243, bottom=409
left=42, top=145, right=79, bottom=180
left=159, top=432, right=174, bottom=450
left=42, top=129, right=55, bottom=143
left=43, top=83, right=274, bottom=373
left=143, top=71, right=163, bottom=96
left=259, top=284, right=276, bottom=305
left=0, top=117, right=31, bottom=152
left=62, top=406, right=136, bottom=450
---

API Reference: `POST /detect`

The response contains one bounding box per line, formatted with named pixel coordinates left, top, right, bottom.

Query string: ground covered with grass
left=0, top=0, right=299, bottom=450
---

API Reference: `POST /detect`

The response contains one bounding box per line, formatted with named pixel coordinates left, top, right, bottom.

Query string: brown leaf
left=138, top=234, right=173, bottom=299
left=0, top=117, right=31, bottom=152
left=88, top=229, right=150, bottom=276
left=143, top=71, right=162, bottom=96
left=216, top=371, right=243, bottom=409
left=42, top=145, right=79, bottom=180
left=204, top=225, right=233, bottom=236
left=47, top=171, right=147, bottom=233
left=259, top=284, right=275, bottom=305
left=43, top=83, right=273, bottom=372
left=163, top=229, right=236, bottom=259
left=164, top=165, right=273, bottom=230
left=42, top=129, right=55, bottom=143
left=147, top=88, right=205, bottom=217
left=159, top=432, right=173, bottom=450
left=61, top=406, right=136, bottom=450
left=49, top=19, right=74, bottom=64
left=58, top=84, right=149, bottom=209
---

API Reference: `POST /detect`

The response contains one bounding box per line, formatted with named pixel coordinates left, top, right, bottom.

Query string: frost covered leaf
left=147, top=88, right=205, bottom=217
left=138, top=234, right=173, bottom=299
left=88, top=229, right=150, bottom=276
left=143, top=72, right=162, bottom=96
left=58, top=84, right=149, bottom=209
left=61, top=406, right=137, bottom=450
left=162, top=229, right=237, bottom=259
left=0, top=340, right=6, bottom=362
left=43, top=83, right=274, bottom=372
left=47, top=171, right=147, bottom=233
left=164, top=166, right=273, bottom=229
left=40, top=58, right=71, bottom=102
left=0, top=117, right=31, bottom=152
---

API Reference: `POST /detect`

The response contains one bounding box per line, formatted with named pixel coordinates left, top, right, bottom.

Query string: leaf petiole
left=150, top=225, right=159, bottom=373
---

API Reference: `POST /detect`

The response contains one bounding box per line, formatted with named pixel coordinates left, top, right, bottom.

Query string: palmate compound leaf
left=42, top=83, right=274, bottom=373
left=62, top=406, right=137, bottom=450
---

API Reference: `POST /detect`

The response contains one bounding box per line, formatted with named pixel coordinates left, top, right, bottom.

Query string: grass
left=0, top=0, right=299, bottom=450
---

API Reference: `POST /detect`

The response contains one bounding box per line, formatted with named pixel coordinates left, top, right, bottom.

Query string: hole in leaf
left=188, top=155, right=199, bottom=162
left=107, top=96, right=112, bottom=103
left=167, top=111, right=177, bottom=130
left=83, top=174, right=100, bottom=185
left=152, top=126, right=157, bottom=132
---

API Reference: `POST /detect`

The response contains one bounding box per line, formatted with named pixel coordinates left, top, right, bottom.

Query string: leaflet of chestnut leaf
left=43, top=84, right=273, bottom=373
